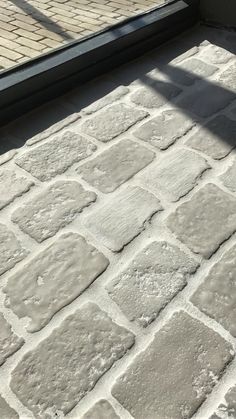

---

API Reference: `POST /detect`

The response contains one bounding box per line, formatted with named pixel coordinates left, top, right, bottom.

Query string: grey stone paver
left=80, top=104, right=148, bottom=143
left=77, top=139, right=155, bottom=193
left=4, top=233, right=109, bottom=332
left=0, top=395, right=19, bottom=419
left=0, top=25, right=235, bottom=419
left=0, top=224, right=28, bottom=276
left=167, top=184, right=236, bottom=258
left=192, top=244, right=236, bottom=337
left=186, top=115, right=236, bottom=159
left=12, top=180, right=96, bottom=242
left=130, top=82, right=182, bottom=109
left=16, top=131, right=97, bottom=181
left=0, top=314, right=24, bottom=366
left=0, top=169, right=33, bottom=210
left=85, top=186, right=162, bottom=251
left=10, top=303, right=134, bottom=417
left=134, top=109, right=195, bottom=150
left=107, top=241, right=198, bottom=327
left=138, top=148, right=209, bottom=201
left=82, top=400, right=120, bottom=419
left=112, top=311, right=233, bottom=419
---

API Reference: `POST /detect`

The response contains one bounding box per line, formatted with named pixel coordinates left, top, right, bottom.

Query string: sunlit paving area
left=0, top=19, right=235, bottom=418
left=0, top=0, right=166, bottom=70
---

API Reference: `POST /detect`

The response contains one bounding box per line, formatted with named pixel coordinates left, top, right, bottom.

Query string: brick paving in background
left=0, top=0, right=165, bottom=71
left=0, top=24, right=236, bottom=419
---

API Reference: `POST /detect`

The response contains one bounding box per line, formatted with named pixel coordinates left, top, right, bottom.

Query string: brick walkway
left=0, top=0, right=165, bottom=71
left=0, top=24, right=236, bottom=419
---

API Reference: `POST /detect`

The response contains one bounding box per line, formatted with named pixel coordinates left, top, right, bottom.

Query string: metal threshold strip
left=0, top=0, right=199, bottom=125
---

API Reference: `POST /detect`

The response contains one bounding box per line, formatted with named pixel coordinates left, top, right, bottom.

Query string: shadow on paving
left=0, top=24, right=235, bottom=157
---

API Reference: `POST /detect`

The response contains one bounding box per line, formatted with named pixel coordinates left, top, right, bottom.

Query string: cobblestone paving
left=0, top=24, right=236, bottom=419
left=0, top=0, right=165, bottom=71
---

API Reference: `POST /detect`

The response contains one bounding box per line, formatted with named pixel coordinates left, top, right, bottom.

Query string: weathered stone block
left=130, top=82, right=182, bottom=109
left=0, top=395, right=19, bottom=419
left=0, top=224, right=28, bottom=276
left=167, top=184, right=236, bottom=258
left=0, top=169, right=33, bottom=210
left=112, top=311, right=233, bottom=419
left=11, top=303, right=135, bottom=417
left=82, top=400, right=120, bottom=419
left=0, top=313, right=24, bottom=366
left=4, top=233, right=109, bottom=332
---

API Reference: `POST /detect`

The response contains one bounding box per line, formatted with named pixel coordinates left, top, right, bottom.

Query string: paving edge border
left=0, top=0, right=199, bottom=125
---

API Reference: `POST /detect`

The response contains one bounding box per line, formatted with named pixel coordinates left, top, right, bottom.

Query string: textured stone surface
left=82, top=86, right=129, bottom=115
left=219, top=65, right=236, bottom=92
left=0, top=224, right=28, bottom=276
left=211, top=385, right=236, bottom=419
left=82, top=400, right=120, bottom=419
left=177, top=82, right=235, bottom=118
left=0, top=313, right=24, bottom=366
left=134, top=109, right=195, bottom=150
left=130, top=82, right=182, bottom=109
left=107, top=241, right=198, bottom=327
left=199, top=45, right=234, bottom=65
left=80, top=104, right=148, bottom=143
left=85, top=186, right=162, bottom=251
left=220, top=157, right=236, bottom=192
left=186, top=115, right=236, bottom=159
left=77, top=139, right=155, bottom=193
left=0, top=169, right=33, bottom=210
left=169, top=58, right=217, bottom=86
left=112, top=311, right=233, bottom=419
left=139, top=148, right=209, bottom=201
left=167, top=184, right=236, bottom=258
left=12, top=181, right=96, bottom=242
left=16, top=131, right=96, bottom=181
left=0, top=395, right=19, bottom=419
left=11, top=303, right=135, bottom=417
left=192, top=244, right=236, bottom=337
left=4, top=233, right=109, bottom=332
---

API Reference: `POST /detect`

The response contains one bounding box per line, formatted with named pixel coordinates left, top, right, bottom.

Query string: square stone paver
left=134, top=109, right=195, bottom=150
left=12, top=180, right=96, bottom=242
left=84, top=186, right=162, bottom=251
left=138, top=148, right=209, bottom=201
left=80, top=104, right=148, bottom=143
left=107, top=241, right=198, bottom=327
left=77, top=139, right=155, bottom=193
left=186, top=115, right=236, bottom=159
left=167, top=183, right=236, bottom=258
left=191, top=244, right=236, bottom=337
left=4, top=233, right=109, bottom=332
left=130, top=82, right=182, bottom=109
left=10, top=303, right=135, bottom=418
left=112, top=311, right=233, bottom=419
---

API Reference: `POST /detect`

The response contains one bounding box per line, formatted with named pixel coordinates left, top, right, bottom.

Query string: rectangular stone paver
left=168, top=58, right=217, bottom=86
left=4, top=233, right=109, bottom=332
left=138, top=148, right=209, bottom=202
left=134, top=109, right=195, bottom=150
left=12, top=180, right=96, bottom=242
left=0, top=395, right=18, bottom=419
left=0, top=224, right=28, bottom=276
left=130, top=82, right=182, bottom=109
left=85, top=186, right=162, bottom=251
left=0, top=313, right=24, bottom=366
left=80, top=104, right=148, bottom=143
left=186, top=115, right=236, bottom=159
left=15, top=131, right=97, bottom=181
left=220, top=157, right=236, bottom=192
left=77, top=139, right=155, bottom=193
left=10, top=303, right=135, bottom=417
left=191, top=244, right=236, bottom=337
left=82, top=400, right=120, bottom=419
left=0, top=169, right=34, bottom=210
left=107, top=241, right=198, bottom=327
left=81, top=86, right=129, bottom=115
left=112, top=311, right=233, bottom=419
left=167, top=184, right=236, bottom=258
